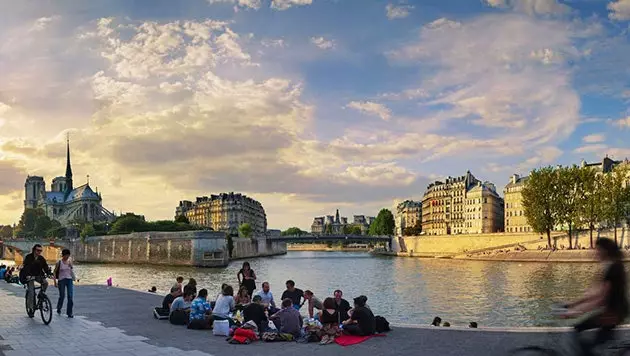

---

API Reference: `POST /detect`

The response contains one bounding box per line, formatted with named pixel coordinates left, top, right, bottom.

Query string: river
left=2, top=251, right=605, bottom=327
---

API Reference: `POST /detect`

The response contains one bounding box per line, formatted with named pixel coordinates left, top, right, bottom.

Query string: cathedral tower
left=65, top=136, right=73, bottom=193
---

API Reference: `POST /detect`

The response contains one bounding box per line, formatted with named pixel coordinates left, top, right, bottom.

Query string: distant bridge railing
left=269, top=234, right=392, bottom=243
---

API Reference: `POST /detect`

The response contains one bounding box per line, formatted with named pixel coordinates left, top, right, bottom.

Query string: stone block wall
left=231, top=235, right=287, bottom=260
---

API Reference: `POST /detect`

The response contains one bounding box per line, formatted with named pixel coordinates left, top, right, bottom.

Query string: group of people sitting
left=156, top=262, right=382, bottom=344
left=0, top=264, right=19, bottom=284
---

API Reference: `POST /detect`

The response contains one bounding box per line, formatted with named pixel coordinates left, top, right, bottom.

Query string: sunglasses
left=35, top=249, right=43, bottom=253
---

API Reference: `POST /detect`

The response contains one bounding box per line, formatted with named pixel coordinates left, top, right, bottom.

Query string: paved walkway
left=0, top=282, right=626, bottom=356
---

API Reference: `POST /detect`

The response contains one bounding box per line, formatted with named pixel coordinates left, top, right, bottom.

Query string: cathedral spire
left=65, top=133, right=73, bottom=192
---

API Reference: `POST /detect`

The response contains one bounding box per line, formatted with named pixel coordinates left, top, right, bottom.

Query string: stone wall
left=72, top=231, right=229, bottom=267
left=231, top=236, right=287, bottom=260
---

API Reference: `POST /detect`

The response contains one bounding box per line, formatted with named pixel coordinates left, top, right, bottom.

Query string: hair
left=334, top=289, right=343, bottom=295
left=285, top=280, right=295, bottom=287
left=469, top=322, right=478, bottom=328
left=281, top=298, right=293, bottom=308
left=238, top=285, right=249, bottom=296
left=223, top=285, right=234, bottom=296
left=242, top=262, right=251, bottom=269
left=323, top=297, right=336, bottom=310
left=431, top=317, right=442, bottom=326
left=353, top=295, right=367, bottom=307
left=304, top=290, right=313, bottom=297
left=198, top=289, right=208, bottom=298
left=150, top=286, right=157, bottom=292
left=32, top=244, right=42, bottom=253
left=596, top=237, right=623, bottom=261
left=170, top=286, right=180, bottom=293
left=262, top=281, right=269, bottom=288
left=253, top=295, right=262, bottom=303
left=184, top=290, right=196, bottom=298
left=176, top=276, right=184, bottom=283
left=61, top=249, right=71, bottom=256
left=188, top=278, right=197, bottom=286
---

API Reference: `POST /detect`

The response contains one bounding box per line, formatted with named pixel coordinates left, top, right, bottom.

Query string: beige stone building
left=176, top=192, right=267, bottom=234
left=395, top=200, right=422, bottom=236
left=422, top=171, right=503, bottom=235
left=310, top=210, right=374, bottom=235
left=503, top=174, right=531, bottom=233
left=466, top=182, right=504, bottom=234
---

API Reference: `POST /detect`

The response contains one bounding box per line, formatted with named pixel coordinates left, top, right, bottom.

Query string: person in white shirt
left=212, top=285, right=236, bottom=326
left=257, top=281, right=278, bottom=313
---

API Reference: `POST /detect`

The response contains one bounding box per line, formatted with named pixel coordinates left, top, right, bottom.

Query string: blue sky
left=0, top=0, right=629, bottom=229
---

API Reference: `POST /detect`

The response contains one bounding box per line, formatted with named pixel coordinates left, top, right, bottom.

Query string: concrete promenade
left=1, top=282, right=629, bottom=356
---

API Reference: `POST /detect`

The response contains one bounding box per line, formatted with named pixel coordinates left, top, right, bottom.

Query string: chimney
left=511, top=174, right=520, bottom=184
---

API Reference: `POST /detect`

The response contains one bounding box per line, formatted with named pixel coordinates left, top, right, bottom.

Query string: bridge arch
left=0, top=240, right=70, bottom=265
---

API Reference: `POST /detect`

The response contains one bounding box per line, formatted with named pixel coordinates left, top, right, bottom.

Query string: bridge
left=270, top=234, right=392, bottom=245
left=0, top=239, right=71, bottom=264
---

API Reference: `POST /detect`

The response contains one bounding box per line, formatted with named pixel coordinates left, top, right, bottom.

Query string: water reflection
left=0, top=253, right=611, bottom=326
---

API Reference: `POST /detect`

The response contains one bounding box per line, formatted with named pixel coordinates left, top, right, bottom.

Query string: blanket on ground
left=334, top=334, right=385, bottom=346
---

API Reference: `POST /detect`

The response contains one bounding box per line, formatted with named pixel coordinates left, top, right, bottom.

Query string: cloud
left=608, top=0, right=630, bottom=20
left=614, top=116, right=630, bottom=128
left=386, top=3, right=414, bottom=20
left=30, top=16, right=60, bottom=32
left=346, top=101, right=392, bottom=121
left=261, top=38, right=286, bottom=48
left=0, top=160, right=26, bottom=195
left=207, top=0, right=262, bottom=10
left=271, top=0, right=313, bottom=11
left=484, top=0, right=571, bottom=16
left=582, top=133, right=606, bottom=143
left=379, top=88, right=429, bottom=101
left=310, top=36, right=335, bottom=50
left=574, top=144, right=608, bottom=154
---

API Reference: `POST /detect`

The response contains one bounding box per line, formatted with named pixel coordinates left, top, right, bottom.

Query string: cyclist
left=23, top=244, right=53, bottom=316
left=561, top=237, right=628, bottom=356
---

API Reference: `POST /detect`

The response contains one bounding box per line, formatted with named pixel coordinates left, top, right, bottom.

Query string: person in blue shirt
left=188, top=288, right=213, bottom=330
left=0, top=265, right=6, bottom=280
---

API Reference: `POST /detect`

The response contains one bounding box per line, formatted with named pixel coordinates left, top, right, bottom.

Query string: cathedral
left=23, top=139, right=115, bottom=227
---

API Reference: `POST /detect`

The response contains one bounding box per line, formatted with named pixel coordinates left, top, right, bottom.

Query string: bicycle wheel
left=39, top=294, right=53, bottom=325
left=508, top=346, right=562, bottom=356
left=25, top=292, right=35, bottom=318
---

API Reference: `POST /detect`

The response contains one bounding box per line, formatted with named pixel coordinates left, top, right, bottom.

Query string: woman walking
left=54, top=249, right=76, bottom=318
left=237, top=262, right=257, bottom=297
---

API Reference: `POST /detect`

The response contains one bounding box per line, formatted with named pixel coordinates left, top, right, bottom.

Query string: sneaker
left=57, top=310, right=61, bottom=315
left=319, top=335, right=329, bottom=345
left=68, top=315, right=74, bottom=318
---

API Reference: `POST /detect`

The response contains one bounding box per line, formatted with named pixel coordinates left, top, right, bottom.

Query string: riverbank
left=377, top=248, right=630, bottom=262
left=2, top=282, right=628, bottom=356
left=288, top=244, right=370, bottom=252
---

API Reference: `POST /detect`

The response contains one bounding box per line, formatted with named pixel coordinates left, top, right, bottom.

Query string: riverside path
left=1, top=281, right=629, bottom=356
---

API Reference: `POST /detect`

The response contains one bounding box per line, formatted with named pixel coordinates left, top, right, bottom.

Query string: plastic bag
left=213, top=320, right=231, bottom=336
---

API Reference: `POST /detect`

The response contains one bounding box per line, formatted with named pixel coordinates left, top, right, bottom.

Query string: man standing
left=281, top=280, right=304, bottom=310
left=23, top=244, right=52, bottom=316
left=334, top=289, right=351, bottom=322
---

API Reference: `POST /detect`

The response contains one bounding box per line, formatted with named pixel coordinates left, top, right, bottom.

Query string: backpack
left=375, top=316, right=391, bottom=333
left=18, top=268, right=28, bottom=285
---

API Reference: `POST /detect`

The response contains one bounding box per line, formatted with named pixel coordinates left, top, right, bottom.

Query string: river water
left=2, top=251, right=606, bottom=327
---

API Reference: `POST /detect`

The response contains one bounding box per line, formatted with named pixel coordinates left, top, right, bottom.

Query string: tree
left=522, top=167, right=558, bottom=248
left=578, top=168, right=603, bottom=248
left=602, top=166, right=630, bottom=245
left=238, top=223, right=253, bottom=238
left=33, top=215, right=54, bottom=238
left=174, top=215, right=190, bottom=224
left=325, top=224, right=333, bottom=235
left=553, top=166, right=585, bottom=249
left=282, top=227, right=306, bottom=236
left=403, top=220, right=422, bottom=236
left=369, top=209, right=395, bottom=236
left=81, top=224, right=96, bottom=242
left=0, top=225, right=13, bottom=239
left=109, top=215, right=150, bottom=234
left=350, top=225, right=363, bottom=235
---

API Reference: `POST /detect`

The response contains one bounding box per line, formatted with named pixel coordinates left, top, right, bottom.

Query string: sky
left=1, top=0, right=630, bottom=230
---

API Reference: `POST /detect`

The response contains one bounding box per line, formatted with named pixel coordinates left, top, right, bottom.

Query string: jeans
left=26, top=276, right=48, bottom=311
left=57, top=279, right=74, bottom=316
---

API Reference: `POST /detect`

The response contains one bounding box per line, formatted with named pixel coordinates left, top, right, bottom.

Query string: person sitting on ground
left=342, top=296, right=376, bottom=336
left=469, top=322, right=478, bottom=328
left=235, top=285, right=251, bottom=307
left=431, top=316, right=442, bottom=326
left=281, top=280, right=304, bottom=310
left=4, top=267, right=14, bottom=283
left=333, top=289, right=351, bottom=323
left=188, top=288, right=213, bottom=330
left=347, top=295, right=371, bottom=318
left=304, top=290, right=324, bottom=319
left=318, top=297, right=341, bottom=345
left=269, top=298, right=303, bottom=338
left=442, top=322, right=451, bottom=327
left=173, top=276, right=184, bottom=296
left=0, top=264, right=6, bottom=280
left=184, top=278, right=197, bottom=296
left=213, top=285, right=236, bottom=326
left=243, top=295, right=268, bottom=332
left=148, top=286, right=157, bottom=293
left=169, top=291, right=195, bottom=325
left=162, top=286, right=181, bottom=310
left=257, top=281, right=277, bottom=313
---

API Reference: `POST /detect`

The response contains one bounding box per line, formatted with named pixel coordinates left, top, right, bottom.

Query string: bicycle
left=509, top=305, right=630, bottom=355
left=24, top=277, right=53, bottom=325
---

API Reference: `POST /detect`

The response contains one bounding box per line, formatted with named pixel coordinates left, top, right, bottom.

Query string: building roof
left=45, top=184, right=100, bottom=205
left=505, top=175, right=529, bottom=189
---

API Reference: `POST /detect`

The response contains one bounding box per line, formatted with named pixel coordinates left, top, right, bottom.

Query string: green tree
left=350, top=225, right=363, bottom=235
left=578, top=168, right=603, bottom=248
left=282, top=227, right=306, bottom=236
left=15, top=208, right=46, bottom=238
left=81, top=223, right=96, bottom=240
left=553, top=166, right=586, bottom=249
left=174, top=215, right=190, bottom=224
left=403, top=220, right=422, bottom=236
left=33, top=215, right=54, bottom=238
left=238, top=223, right=253, bottom=238
left=0, top=225, right=13, bottom=239
left=522, top=167, right=558, bottom=248
left=109, top=215, right=150, bottom=234
left=369, top=209, right=395, bottom=236
left=601, top=166, right=630, bottom=244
